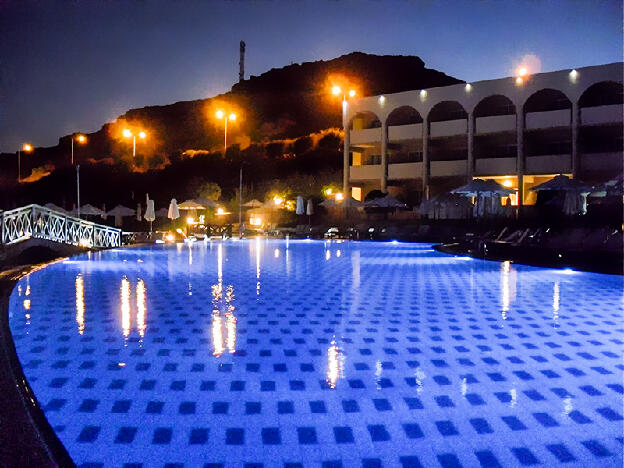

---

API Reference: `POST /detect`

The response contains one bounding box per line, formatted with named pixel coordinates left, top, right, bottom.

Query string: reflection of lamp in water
left=501, top=261, right=511, bottom=320
left=75, top=274, right=85, bottom=335
left=326, top=340, right=341, bottom=388
left=121, top=277, right=131, bottom=340
left=211, top=312, right=224, bottom=356
left=225, top=285, right=237, bottom=354
left=552, top=281, right=560, bottom=327
left=255, top=236, right=261, bottom=294
left=136, top=279, right=147, bottom=338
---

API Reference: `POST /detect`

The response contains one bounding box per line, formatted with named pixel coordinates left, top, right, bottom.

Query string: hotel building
left=343, top=62, right=623, bottom=205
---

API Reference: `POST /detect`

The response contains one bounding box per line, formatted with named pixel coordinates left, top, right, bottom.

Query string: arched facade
left=343, top=62, right=623, bottom=205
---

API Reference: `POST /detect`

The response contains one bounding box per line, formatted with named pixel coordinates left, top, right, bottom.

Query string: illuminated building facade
left=344, top=62, right=623, bottom=205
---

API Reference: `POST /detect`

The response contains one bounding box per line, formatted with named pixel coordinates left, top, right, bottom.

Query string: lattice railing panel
left=1, top=204, right=121, bottom=249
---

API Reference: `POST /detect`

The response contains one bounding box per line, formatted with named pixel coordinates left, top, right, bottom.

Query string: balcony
left=581, top=105, right=624, bottom=126
left=580, top=152, right=623, bottom=173
left=350, top=128, right=381, bottom=145
left=388, top=123, right=422, bottom=141
left=388, top=162, right=422, bottom=180
left=525, top=154, right=571, bottom=174
left=475, top=157, right=517, bottom=176
left=349, top=164, right=382, bottom=181
left=475, top=115, right=515, bottom=134
left=430, top=119, right=467, bottom=138
left=525, top=109, right=570, bottom=129
left=431, top=160, right=467, bottom=177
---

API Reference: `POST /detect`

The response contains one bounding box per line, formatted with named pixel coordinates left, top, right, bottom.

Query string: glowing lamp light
left=465, top=83, right=472, bottom=92
left=228, top=113, right=236, bottom=121
left=138, top=131, right=146, bottom=139
left=122, top=129, right=132, bottom=138
left=378, top=95, right=386, bottom=104
left=518, top=67, right=528, bottom=77
left=325, top=188, right=333, bottom=196
left=76, top=134, right=87, bottom=143
left=515, top=77, right=524, bottom=85
left=249, top=216, right=262, bottom=226
left=569, top=69, right=578, bottom=82
left=165, top=233, right=174, bottom=242
left=22, top=143, right=33, bottom=152
left=348, top=89, right=356, bottom=98
left=335, top=192, right=344, bottom=201
left=216, top=207, right=225, bottom=215
left=419, top=89, right=427, bottom=100
left=503, top=179, right=513, bottom=188
left=273, top=196, right=283, bottom=206
left=186, top=216, right=194, bottom=225
left=216, top=110, right=224, bottom=119
left=331, top=85, right=341, bottom=96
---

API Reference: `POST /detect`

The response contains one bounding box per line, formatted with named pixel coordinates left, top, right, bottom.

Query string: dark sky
left=0, top=0, right=621, bottom=153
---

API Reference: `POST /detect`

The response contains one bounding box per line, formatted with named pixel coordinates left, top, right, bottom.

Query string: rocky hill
left=0, top=52, right=461, bottom=208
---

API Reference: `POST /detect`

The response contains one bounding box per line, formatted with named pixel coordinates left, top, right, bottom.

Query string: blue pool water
left=8, top=240, right=624, bottom=468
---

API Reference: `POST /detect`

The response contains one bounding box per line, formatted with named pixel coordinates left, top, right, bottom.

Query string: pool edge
left=0, top=261, right=76, bottom=468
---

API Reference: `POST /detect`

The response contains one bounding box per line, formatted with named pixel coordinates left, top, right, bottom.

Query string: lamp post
left=71, top=134, right=87, bottom=218
left=215, top=110, right=237, bottom=153
left=123, top=129, right=147, bottom=157
left=17, top=143, right=33, bottom=183
left=332, top=85, right=356, bottom=217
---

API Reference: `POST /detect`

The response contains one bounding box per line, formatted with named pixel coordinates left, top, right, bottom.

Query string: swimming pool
left=8, top=240, right=624, bottom=467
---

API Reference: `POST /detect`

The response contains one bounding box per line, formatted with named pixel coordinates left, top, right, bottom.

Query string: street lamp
left=17, top=143, right=33, bottom=183
left=123, top=129, right=147, bottom=157
left=71, top=133, right=87, bottom=165
left=331, top=85, right=357, bottom=216
left=215, top=110, right=237, bottom=153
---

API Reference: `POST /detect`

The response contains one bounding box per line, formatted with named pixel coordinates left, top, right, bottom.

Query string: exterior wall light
left=569, top=69, right=578, bottom=83
left=465, top=83, right=472, bottom=92
left=419, top=89, right=427, bottom=100
left=378, top=95, right=386, bottom=105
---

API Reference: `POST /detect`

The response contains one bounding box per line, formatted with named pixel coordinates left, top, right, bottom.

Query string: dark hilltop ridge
left=1, top=52, right=461, bottom=208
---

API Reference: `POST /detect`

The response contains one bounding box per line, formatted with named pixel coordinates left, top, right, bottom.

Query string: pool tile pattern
left=8, top=240, right=624, bottom=467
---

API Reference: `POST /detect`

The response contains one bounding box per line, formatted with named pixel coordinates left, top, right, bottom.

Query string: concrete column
left=571, top=101, right=580, bottom=177
left=342, top=108, right=350, bottom=200
left=422, top=119, right=430, bottom=199
left=516, top=109, right=525, bottom=206
left=467, top=111, right=474, bottom=180
left=380, top=120, right=388, bottom=192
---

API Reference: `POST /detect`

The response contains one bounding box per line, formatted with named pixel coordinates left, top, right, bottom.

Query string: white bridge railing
left=1, top=204, right=121, bottom=249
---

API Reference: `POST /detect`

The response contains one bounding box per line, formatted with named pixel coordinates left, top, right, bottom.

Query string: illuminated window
left=351, top=187, right=362, bottom=201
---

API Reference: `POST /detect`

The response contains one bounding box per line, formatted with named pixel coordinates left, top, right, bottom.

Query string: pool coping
left=0, top=261, right=76, bottom=468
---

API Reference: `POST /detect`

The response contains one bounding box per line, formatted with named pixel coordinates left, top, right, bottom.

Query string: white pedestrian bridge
left=1, top=204, right=121, bottom=250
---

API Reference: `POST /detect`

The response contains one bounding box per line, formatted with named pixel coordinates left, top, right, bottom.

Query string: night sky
left=0, top=0, right=621, bottom=153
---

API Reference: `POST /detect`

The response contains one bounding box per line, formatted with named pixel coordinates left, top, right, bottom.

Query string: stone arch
left=349, top=111, right=381, bottom=130
left=579, top=81, right=623, bottom=107
left=474, top=95, right=516, bottom=117
left=427, top=100, right=467, bottom=122
left=524, top=88, right=571, bottom=113
left=386, top=105, right=423, bottom=126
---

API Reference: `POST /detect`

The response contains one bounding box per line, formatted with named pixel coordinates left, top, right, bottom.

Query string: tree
left=196, top=181, right=221, bottom=201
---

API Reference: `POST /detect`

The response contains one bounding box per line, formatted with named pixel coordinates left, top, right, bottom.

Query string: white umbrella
left=195, top=197, right=218, bottom=208
left=178, top=199, right=206, bottom=210
left=44, top=203, right=68, bottom=214
left=144, top=198, right=155, bottom=232
left=364, top=195, right=407, bottom=208
left=106, top=205, right=135, bottom=217
left=452, top=179, right=515, bottom=197
left=107, top=205, right=136, bottom=228
left=243, top=199, right=263, bottom=208
left=530, top=174, right=591, bottom=192
left=296, top=196, right=305, bottom=215
left=80, top=204, right=105, bottom=216
left=306, top=199, right=314, bottom=225
left=168, top=199, right=180, bottom=220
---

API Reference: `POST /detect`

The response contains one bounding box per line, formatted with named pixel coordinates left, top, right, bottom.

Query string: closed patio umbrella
left=168, top=199, right=180, bottom=220
left=306, top=199, right=314, bottom=225
left=296, top=196, right=305, bottom=215
left=243, top=199, right=263, bottom=208
left=178, top=199, right=206, bottom=210
left=144, top=198, right=156, bottom=232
